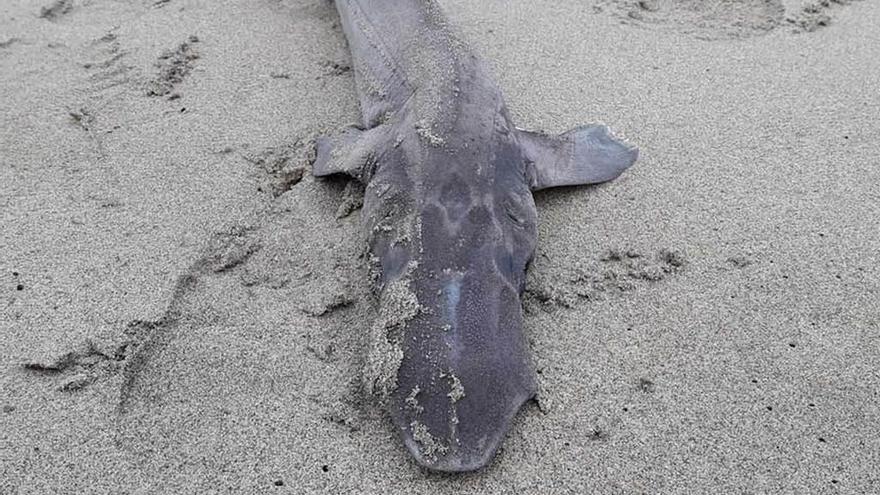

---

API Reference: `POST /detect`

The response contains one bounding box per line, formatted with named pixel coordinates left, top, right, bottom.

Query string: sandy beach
left=2, top=0, right=878, bottom=492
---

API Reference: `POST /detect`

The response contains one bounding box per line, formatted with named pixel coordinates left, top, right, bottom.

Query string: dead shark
left=313, top=0, right=638, bottom=472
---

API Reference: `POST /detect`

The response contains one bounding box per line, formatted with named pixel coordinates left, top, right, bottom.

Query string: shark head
left=356, top=127, right=540, bottom=471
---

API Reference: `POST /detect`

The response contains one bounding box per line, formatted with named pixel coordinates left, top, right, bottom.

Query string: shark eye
left=506, top=209, right=524, bottom=226
left=501, top=197, right=526, bottom=227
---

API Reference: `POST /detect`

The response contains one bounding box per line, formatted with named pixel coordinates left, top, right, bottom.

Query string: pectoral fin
left=312, top=124, right=392, bottom=181
left=518, top=124, right=638, bottom=191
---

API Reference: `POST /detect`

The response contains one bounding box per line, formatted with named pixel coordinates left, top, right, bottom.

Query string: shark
left=313, top=0, right=638, bottom=472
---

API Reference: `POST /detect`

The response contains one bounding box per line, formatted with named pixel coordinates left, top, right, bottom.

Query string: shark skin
left=313, top=0, right=638, bottom=472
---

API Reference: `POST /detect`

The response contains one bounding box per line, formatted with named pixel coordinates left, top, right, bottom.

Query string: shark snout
left=391, top=269, right=536, bottom=471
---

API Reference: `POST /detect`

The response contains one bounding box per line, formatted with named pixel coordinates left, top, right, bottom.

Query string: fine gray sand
left=2, top=0, right=878, bottom=493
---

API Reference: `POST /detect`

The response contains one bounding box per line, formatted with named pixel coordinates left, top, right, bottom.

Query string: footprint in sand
left=599, top=0, right=786, bottom=39
left=598, top=0, right=864, bottom=39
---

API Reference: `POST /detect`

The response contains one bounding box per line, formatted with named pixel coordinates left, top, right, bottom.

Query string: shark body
left=313, top=0, right=638, bottom=471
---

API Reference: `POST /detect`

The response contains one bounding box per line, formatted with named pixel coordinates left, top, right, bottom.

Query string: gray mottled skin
left=313, top=0, right=638, bottom=472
